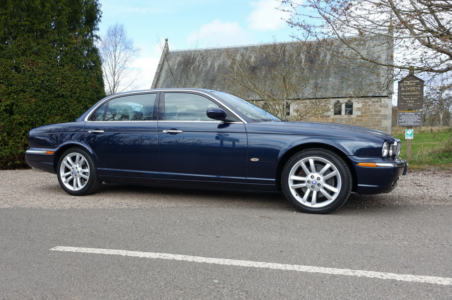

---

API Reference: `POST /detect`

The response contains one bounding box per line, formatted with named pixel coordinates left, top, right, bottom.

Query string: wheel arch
left=53, top=142, right=97, bottom=172
left=275, top=143, right=358, bottom=192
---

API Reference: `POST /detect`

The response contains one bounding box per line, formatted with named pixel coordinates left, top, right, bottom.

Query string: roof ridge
left=168, top=40, right=299, bottom=53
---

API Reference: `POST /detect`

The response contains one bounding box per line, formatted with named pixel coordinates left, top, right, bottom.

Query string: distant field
left=393, top=129, right=452, bottom=168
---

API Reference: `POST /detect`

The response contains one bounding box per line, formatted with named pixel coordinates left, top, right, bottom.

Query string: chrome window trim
left=161, top=90, right=247, bottom=124
left=86, top=120, right=158, bottom=123
left=84, top=89, right=247, bottom=123
left=157, top=120, right=243, bottom=124
left=85, top=120, right=243, bottom=124
left=84, top=91, right=159, bottom=122
left=159, top=120, right=222, bottom=123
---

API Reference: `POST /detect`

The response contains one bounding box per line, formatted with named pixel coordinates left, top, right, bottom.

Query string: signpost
left=397, top=67, right=424, bottom=162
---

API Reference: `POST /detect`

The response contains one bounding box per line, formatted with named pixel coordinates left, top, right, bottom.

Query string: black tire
left=281, top=148, right=352, bottom=214
left=56, top=147, right=102, bottom=196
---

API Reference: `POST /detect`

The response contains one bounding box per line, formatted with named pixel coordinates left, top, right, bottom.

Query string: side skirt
left=99, top=175, right=278, bottom=192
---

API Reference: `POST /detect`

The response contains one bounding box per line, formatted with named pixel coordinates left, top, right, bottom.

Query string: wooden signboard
left=398, top=74, right=424, bottom=110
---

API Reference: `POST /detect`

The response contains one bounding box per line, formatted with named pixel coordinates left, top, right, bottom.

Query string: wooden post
left=406, top=126, right=412, bottom=162
left=406, top=66, right=414, bottom=162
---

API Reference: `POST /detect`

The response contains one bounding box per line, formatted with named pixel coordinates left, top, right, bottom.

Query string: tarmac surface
left=1, top=170, right=452, bottom=299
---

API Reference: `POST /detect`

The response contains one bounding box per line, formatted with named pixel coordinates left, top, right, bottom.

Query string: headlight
left=382, top=141, right=389, bottom=157
left=389, top=140, right=402, bottom=157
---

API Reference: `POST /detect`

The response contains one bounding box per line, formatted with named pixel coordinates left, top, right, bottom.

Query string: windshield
left=212, top=92, right=281, bottom=122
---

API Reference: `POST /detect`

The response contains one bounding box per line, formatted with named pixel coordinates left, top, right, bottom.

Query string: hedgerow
left=0, top=0, right=105, bottom=168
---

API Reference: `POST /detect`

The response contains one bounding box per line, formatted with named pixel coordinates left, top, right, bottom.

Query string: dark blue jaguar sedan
left=25, top=88, right=407, bottom=214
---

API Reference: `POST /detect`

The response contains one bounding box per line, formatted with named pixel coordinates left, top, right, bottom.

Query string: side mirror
left=206, top=107, right=226, bottom=121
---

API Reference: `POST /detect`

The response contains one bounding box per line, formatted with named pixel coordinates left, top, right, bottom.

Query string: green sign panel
left=405, top=129, right=414, bottom=139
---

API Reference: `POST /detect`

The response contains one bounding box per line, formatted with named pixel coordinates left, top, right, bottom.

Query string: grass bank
left=392, top=128, right=452, bottom=170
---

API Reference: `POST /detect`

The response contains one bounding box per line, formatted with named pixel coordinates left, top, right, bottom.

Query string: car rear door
left=84, top=92, right=160, bottom=178
left=157, top=92, right=248, bottom=183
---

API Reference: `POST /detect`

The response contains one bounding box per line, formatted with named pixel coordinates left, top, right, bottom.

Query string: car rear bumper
left=350, top=157, right=408, bottom=194
left=25, top=149, right=56, bottom=174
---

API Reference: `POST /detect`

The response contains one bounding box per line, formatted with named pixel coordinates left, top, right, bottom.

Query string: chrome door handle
left=88, top=130, right=104, bottom=133
left=162, top=130, right=183, bottom=134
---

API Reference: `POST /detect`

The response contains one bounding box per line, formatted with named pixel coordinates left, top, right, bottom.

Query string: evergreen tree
left=0, top=0, right=105, bottom=168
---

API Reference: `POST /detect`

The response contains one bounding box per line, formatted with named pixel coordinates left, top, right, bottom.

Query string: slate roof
left=152, top=36, right=393, bottom=100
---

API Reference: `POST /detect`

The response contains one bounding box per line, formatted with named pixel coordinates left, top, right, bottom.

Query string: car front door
left=84, top=93, right=160, bottom=178
left=158, top=92, right=248, bottom=183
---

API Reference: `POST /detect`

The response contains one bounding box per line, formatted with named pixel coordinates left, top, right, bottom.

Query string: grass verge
left=392, top=128, right=452, bottom=170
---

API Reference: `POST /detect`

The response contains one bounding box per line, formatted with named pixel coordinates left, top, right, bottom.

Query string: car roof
left=112, top=88, right=219, bottom=96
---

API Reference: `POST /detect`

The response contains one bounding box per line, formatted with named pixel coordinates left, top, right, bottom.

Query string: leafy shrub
left=0, top=0, right=105, bottom=168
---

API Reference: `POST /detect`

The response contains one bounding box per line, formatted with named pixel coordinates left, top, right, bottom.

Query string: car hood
left=246, top=121, right=395, bottom=141
left=300, top=122, right=394, bottom=139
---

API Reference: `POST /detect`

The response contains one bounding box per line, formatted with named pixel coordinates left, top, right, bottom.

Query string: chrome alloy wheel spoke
left=288, top=156, right=342, bottom=208
left=319, top=164, right=331, bottom=175
left=300, top=161, right=310, bottom=175
left=63, top=160, right=72, bottom=169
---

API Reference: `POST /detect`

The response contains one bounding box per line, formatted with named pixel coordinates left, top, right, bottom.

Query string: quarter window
left=103, top=94, right=157, bottom=121
left=164, top=93, right=220, bottom=121
left=334, top=101, right=342, bottom=115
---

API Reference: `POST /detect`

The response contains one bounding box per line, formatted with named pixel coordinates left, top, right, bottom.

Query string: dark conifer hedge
left=0, top=0, right=106, bottom=168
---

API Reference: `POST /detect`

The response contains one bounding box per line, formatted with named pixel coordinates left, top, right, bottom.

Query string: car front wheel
left=281, top=148, right=352, bottom=214
left=57, top=148, right=101, bottom=196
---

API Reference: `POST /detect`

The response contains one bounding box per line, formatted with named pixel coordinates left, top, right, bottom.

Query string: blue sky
left=98, top=0, right=296, bottom=90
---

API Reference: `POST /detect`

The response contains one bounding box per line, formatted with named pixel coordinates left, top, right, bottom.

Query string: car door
left=158, top=92, right=248, bottom=182
left=84, top=92, right=160, bottom=178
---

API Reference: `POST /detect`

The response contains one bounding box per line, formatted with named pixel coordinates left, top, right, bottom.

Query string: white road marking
left=50, top=246, right=452, bottom=286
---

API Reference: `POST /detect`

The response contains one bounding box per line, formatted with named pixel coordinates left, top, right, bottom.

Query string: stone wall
left=291, top=97, right=393, bottom=133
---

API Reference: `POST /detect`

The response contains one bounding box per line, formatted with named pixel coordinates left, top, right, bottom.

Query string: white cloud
left=248, top=0, right=291, bottom=31
left=131, top=56, right=161, bottom=90
left=102, top=3, right=167, bottom=15
left=188, top=20, right=252, bottom=47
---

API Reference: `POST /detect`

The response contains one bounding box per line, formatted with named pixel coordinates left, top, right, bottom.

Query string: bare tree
left=283, top=0, right=452, bottom=87
left=424, top=83, right=452, bottom=127
left=100, top=23, right=140, bottom=95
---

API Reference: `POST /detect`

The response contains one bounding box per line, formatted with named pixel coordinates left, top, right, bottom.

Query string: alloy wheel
left=288, top=156, right=342, bottom=208
left=59, top=152, right=90, bottom=191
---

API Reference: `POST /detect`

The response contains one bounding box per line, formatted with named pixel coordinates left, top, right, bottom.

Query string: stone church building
left=152, top=37, right=393, bottom=133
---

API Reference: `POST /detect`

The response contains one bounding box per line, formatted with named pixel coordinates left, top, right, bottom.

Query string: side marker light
left=357, top=163, right=377, bottom=167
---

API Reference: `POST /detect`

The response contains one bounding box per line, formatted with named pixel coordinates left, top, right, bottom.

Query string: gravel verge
left=0, top=170, right=451, bottom=210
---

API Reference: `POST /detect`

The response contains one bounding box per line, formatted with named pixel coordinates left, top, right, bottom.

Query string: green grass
left=392, top=129, right=452, bottom=169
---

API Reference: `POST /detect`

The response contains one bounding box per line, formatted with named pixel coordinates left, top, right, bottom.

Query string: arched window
left=334, top=101, right=342, bottom=115
left=345, top=101, right=353, bottom=115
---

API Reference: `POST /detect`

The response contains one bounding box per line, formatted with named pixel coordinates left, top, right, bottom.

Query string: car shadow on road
left=91, top=183, right=405, bottom=213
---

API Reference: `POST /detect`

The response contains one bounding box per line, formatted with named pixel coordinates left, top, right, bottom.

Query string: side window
left=164, top=93, right=220, bottom=121
left=333, top=100, right=342, bottom=115
left=345, top=101, right=353, bottom=115
left=105, top=94, right=157, bottom=121
left=89, top=103, right=106, bottom=121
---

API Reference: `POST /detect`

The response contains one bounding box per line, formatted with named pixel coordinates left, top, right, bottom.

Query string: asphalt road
left=1, top=202, right=452, bottom=299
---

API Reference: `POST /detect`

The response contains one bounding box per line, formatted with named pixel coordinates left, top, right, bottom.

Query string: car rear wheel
left=281, top=148, right=352, bottom=214
left=57, top=148, right=101, bottom=196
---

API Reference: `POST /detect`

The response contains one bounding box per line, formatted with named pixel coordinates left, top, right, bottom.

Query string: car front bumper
left=350, top=157, right=408, bottom=194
